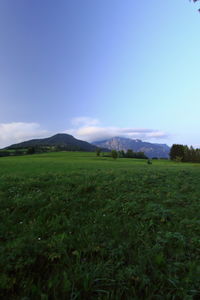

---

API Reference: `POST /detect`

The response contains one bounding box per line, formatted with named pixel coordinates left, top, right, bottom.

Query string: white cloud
left=0, top=122, right=49, bottom=148
left=67, top=117, right=168, bottom=142
left=71, top=117, right=100, bottom=127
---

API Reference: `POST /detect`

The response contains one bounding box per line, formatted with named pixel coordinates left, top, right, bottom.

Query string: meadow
left=1, top=152, right=200, bottom=299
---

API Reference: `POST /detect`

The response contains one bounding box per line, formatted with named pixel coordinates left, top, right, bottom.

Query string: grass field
left=1, top=152, right=200, bottom=299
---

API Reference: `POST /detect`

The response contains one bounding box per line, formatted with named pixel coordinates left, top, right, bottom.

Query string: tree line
left=0, top=145, right=97, bottom=157
left=118, top=149, right=147, bottom=159
left=170, top=144, right=200, bottom=162
left=96, top=148, right=147, bottom=159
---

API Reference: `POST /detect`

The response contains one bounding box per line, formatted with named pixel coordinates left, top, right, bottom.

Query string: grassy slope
left=1, top=152, right=200, bottom=299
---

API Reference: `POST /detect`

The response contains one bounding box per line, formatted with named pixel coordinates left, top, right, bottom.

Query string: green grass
left=1, top=152, right=200, bottom=299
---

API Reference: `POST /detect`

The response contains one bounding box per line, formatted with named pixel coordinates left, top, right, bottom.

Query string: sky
left=0, top=0, right=200, bottom=148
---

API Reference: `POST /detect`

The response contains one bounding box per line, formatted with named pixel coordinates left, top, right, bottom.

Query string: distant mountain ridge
left=93, top=136, right=170, bottom=158
left=6, top=133, right=97, bottom=152
left=5, top=134, right=170, bottom=157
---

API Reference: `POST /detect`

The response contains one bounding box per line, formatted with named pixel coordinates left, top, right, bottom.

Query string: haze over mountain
left=6, top=133, right=97, bottom=152
left=4, top=133, right=170, bottom=158
left=93, top=137, right=170, bottom=158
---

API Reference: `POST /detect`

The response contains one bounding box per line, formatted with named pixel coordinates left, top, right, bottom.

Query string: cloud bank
left=0, top=122, right=49, bottom=148
left=0, top=117, right=168, bottom=148
left=67, top=117, right=168, bottom=142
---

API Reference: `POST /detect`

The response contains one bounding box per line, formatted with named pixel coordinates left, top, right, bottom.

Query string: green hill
left=5, top=133, right=97, bottom=152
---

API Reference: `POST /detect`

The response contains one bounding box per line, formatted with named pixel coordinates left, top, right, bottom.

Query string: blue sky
left=0, top=0, right=200, bottom=147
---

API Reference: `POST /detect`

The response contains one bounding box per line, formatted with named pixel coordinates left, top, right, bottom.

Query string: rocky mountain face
left=6, top=133, right=97, bottom=152
left=93, top=137, right=170, bottom=158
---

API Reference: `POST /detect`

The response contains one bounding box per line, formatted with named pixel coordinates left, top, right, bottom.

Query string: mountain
left=6, top=133, right=97, bottom=152
left=93, top=137, right=170, bottom=158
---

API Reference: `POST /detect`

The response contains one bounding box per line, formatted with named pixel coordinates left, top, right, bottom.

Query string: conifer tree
left=169, top=144, right=184, bottom=161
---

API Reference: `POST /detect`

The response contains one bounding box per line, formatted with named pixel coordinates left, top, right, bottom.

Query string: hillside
left=6, top=133, right=97, bottom=152
left=93, top=136, right=170, bottom=158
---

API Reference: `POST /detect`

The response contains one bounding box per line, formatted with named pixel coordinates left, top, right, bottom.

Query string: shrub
left=95, top=147, right=101, bottom=157
left=27, top=147, right=36, bottom=155
left=111, top=150, right=118, bottom=159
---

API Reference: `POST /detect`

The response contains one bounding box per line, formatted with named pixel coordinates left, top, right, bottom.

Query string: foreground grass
left=1, top=152, right=200, bottom=299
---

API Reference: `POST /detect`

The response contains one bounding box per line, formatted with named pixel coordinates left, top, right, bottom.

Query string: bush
left=111, top=150, right=118, bottom=159
left=95, top=147, right=101, bottom=157
left=0, top=151, right=10, bottom=157
left=27, top=147, right=36, bottom=155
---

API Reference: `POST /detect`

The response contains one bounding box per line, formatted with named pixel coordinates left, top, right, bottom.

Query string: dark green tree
left=169, top=144, right=185, bottom=161
left=111, top=150, right=118, bottom=159
left=147, top=159, right=152, bottom=164
left=118, top=150, right=125, bottom=158
left=190, top=146, right=196, bottom=162
left=0, top=151, right=10, bottom=157
left=126, top=149, right=134, bottom=158
left=27, top=147, right=35, bottom=155
left=183, top=145, right=190, bottom=162
left=14, top=150, right=22, bottom=156
left=95, top=147, right=101, bottom=157
left=135, top=152, right=148, bottom=159
left=196, top=148, right=200, bottom=162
